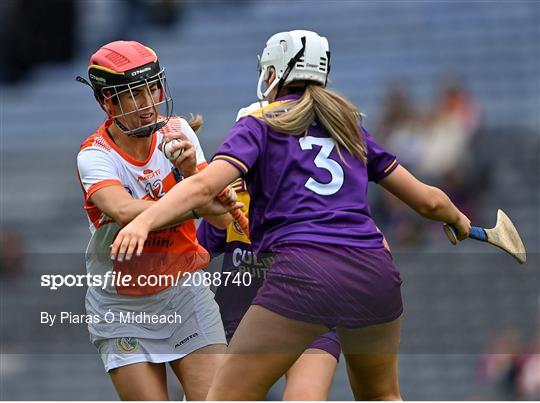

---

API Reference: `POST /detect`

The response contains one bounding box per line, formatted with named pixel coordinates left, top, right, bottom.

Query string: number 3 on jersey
left=299, top=136, right=344, bottom=196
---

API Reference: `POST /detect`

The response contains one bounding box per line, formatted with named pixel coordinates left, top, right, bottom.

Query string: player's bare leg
left=337, top=316, right=402, bottom=401
left=109, top=362, right=168, bottom=400
left=283, top=348, right=338, bottom=400
left=207, top=305, right=327, bottom=400
left=169, top=344, right=226, bottom=401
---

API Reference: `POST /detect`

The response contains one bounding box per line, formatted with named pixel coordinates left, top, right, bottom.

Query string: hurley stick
left=444, top=209, right=526, bottom=264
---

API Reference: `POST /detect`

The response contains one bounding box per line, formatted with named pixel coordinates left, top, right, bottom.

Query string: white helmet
left=256, top=30, right=330, bottom=100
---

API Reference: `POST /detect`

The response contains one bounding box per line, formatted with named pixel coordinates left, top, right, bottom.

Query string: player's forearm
left=380, top=166, right=462, bottom=225
left=115, top=199, right=194, bottom=227
left=416, top=186, right=462, bottom=224
left=137, top=175, right=216, bottom=231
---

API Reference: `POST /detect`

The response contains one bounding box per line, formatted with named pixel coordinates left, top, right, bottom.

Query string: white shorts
left=89, top=273, right=226, bottom=372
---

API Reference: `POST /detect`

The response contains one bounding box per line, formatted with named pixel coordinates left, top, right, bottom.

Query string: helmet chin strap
left=115, top=119, right=167, bottom=138
left=257, top=37, right=307, bottom=101
left=257, top=70, right=281, bottom=101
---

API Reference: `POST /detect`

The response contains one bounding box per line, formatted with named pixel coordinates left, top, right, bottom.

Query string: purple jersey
left=213, top=94, right=399, bottom=253
left=198, top=181, right=342, bottom=358
left=197, top=180, right=269, bottom=336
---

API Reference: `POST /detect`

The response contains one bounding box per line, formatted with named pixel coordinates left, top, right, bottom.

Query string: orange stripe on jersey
left=80, top=124, right=109, bottom=151
left=197, top=161, right=209, bottom=171
left=141, top=170, right=178, bottom=201
left=160, top=170, right=179, bottom=196
left=85, top=203, right=108, bottom=230
left=86, top=179, right=124, bottom=202
left=76, top=170, right=116, bottom=230
left=142, top=163, right=207, bottom=201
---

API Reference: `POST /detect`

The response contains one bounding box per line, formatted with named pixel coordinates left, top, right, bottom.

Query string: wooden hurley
left=444, top=209, right=526, bottom=264
left=218, top=188, right=250, bottom=239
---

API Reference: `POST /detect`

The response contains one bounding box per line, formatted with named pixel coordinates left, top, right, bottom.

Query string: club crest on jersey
left=232, top=219, right=245, bottom=235
left=116, top=337, right=139, bottom=353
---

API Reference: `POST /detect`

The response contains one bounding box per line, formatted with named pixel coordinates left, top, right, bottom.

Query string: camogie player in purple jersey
left=111, top=30, right=472, bottom=400
left=198, top=177, right=341, bottom=400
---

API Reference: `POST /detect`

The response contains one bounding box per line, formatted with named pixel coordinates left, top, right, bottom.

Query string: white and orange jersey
left=77, top=116, right=209, bottom=297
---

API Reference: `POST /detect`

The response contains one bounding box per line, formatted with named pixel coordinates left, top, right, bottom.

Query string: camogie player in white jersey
left=76, top=40, right=239, bottom=400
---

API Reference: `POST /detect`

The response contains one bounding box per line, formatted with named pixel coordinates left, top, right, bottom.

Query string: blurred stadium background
left=1, top=0, right=539, bottom=400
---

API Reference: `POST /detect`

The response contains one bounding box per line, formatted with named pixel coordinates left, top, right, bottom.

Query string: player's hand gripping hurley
left=444, top=209, right=526, bottom=264
left=218, top=188, right=250, bottom=238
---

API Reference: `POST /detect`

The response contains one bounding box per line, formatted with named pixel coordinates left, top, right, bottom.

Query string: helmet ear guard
left=256, top=30, right=331, bottom=101
left=256, top=43, right=286, bottom=100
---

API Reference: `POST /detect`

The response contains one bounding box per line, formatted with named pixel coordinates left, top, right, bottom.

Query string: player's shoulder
left=237, top=99, right=294, bottom=121
left=79, top=124, right=115, bottom=157
left=236, top=101, right=269, bottom=121
left=159, top=115, right=199, bottom=141
left=159, top=115, right=183, bottom=134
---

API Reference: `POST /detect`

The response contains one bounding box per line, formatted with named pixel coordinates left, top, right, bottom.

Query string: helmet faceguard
left=93, top=63, right=173, bottom=137
left=80, top=41, right=174, bottom=137
left=256, top=30, right=331, bottom=100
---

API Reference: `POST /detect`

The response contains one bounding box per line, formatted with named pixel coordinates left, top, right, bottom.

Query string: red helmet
left=85, top=40, right=173, bottom=137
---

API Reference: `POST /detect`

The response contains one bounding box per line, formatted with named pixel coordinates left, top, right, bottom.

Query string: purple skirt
left=252, top=242, right=403, bottom=328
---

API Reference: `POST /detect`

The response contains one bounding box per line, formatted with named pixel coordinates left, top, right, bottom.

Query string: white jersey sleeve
left=236, top=101, right=268, bottom=121
left=77, top=147, right=123, bottom=200
left=179, top=117, right=206, bottom=166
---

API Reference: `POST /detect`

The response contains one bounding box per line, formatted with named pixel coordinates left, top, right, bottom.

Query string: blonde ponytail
left=186, top=113, right=204, bottom=134
left=261, top=85, right=367, bottom=164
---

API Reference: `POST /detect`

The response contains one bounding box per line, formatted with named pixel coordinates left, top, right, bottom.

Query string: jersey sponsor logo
left=232, top=220, right=245, bottom=235
left=232, top=247, right=271, bottom=270
left=144, top=226, right=179, bottom=248
left=137, top=168, right=162, bottom=182
left=116, top=337, right=139, bottom=353
left=174, top=332, right=199, bottom=348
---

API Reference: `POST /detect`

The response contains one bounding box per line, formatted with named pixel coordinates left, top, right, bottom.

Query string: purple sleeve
left=363, top=128, right=399, bottom=183
left=212, top=117, right=265, bottom=176
left=197, top=221, right=226, bottom=258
